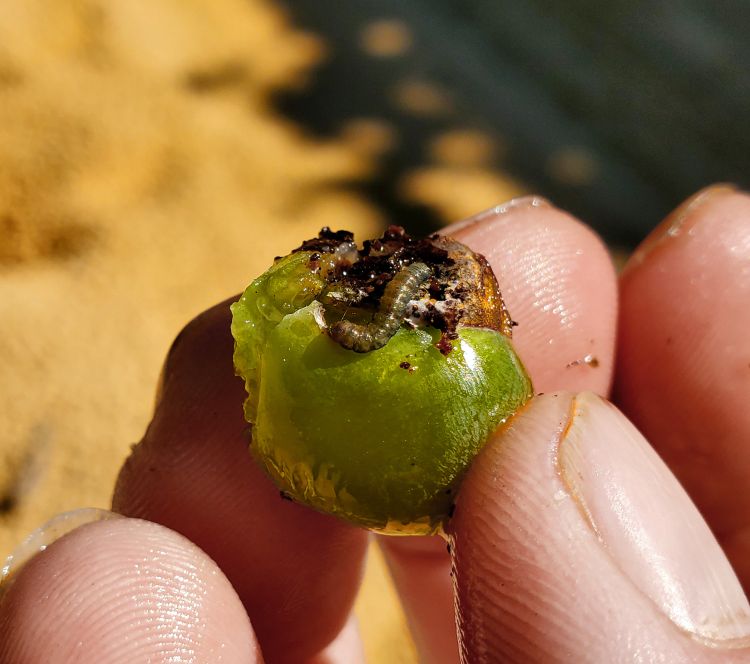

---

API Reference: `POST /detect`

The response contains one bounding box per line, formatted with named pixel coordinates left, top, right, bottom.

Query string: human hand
left=1, top=186, right=749, bottom=663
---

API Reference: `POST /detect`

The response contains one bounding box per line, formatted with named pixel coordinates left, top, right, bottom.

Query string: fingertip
left=443, top=195, right=552, bottom=235
left=449, top=200, right=617, bottom=395
left=616, top=186, right=750, bottom=588
left=622, top=183, right=743, bottom=275
left=378, top=201, right=619, bottom=662
left=447, top=393, right=578, bottom=661
left=114, top=300, right=369, bottom=663
left=0, top=517, right=260, bottom=663
left=307, top=614, right=366, bottom=664
left=448, top=393, right=750, bottom=661
left=378, top=535, right=457, bottom=664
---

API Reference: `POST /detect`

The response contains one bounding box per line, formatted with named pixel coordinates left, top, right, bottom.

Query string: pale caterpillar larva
left=328, top=262, right=432, bottom=353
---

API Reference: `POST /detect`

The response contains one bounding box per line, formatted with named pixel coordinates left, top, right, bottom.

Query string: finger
left=449, top=392, right=750, bottom=663
left=0, top=517, right=261, bottom=663
left=113, top=299, right=369, bottom=664
left=452, top=196, right=617, bottom=395
left=381, top=197, right=618, bottom=662
left=379, top=535, right=459, bottom=663
left=615, top=186, right=750, bottom=591
left=307, top=615, right=365, bottom=664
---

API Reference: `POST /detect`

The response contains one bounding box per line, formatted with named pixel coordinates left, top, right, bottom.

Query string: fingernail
left=445, top=195, right=552, bottom=234
left=1, top=508, right=121, bottom=596
left=627, top=184, right=737, bottom=270
left=559, top=392, right=750, bottom=644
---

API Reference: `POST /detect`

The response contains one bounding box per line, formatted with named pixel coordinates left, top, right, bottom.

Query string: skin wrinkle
left=523, top=245, right=580, bottom=332
left=78, top=546, right=206, bottom=660
left=452, top=396, right=576, bottom=662
left=470, top=539, right=567, bottom=656
left=471, top=547, right=572, bottom=656
left=75, top=582, right=177, bottom=646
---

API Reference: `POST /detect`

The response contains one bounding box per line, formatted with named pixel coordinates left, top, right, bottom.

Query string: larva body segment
left=329, top=262, right=431, bottom=353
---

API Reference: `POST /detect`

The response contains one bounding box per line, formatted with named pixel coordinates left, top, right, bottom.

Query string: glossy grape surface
left=231, top=249, right=532, bottom=534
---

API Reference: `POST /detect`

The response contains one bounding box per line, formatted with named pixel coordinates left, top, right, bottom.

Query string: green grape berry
left=231, top=226, right=532, bottom=535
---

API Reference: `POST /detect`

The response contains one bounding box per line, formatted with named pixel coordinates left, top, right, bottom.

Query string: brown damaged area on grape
left=292, top=225, right=514, bottom=355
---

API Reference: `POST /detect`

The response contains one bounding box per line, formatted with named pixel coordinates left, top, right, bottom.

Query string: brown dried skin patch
left=437, top=235, right=514, bottom=336
left=293, top=226, right=513, bottom=353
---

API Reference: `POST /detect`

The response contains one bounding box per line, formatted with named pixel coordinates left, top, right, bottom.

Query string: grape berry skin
left=230, top=227, right=532, bottom=535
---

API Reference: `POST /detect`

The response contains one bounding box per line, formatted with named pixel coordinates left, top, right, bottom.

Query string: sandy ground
left=0, top=1, right=531, bottom=660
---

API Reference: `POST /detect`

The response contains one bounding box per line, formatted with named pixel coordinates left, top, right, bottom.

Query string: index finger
left=615, top=186, right=750, bottom=591
left=380, top=197, right=619, bottom=662
left=113, top=297, right=369, bottom=664
left=452, top=196, right=617, bottom=395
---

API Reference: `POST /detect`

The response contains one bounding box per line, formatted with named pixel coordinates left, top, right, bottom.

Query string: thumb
left=447, top=392, right=750, bottom=663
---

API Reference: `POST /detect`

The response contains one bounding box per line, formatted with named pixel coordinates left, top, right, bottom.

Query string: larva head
left=231, top=226, right=532, bottom=534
